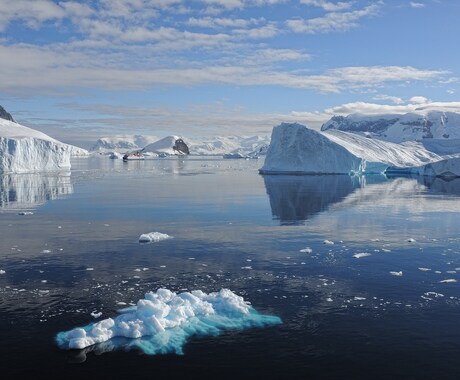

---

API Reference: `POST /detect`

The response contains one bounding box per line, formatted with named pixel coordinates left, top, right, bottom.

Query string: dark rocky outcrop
left=0, top=105, right=16, bottom=123
left=173, top=138, right=190, bottom=155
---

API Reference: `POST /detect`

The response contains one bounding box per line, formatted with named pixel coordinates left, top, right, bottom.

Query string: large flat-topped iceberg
left=0, top=117, right=85, bottom=173
left=260, top=123, right=442, bottom=175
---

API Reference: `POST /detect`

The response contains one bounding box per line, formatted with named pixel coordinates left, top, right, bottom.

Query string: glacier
left=0, top=116, right=88, bottom=173
left=56, top=288, right=281, bottom=355
left=259, top=122, right=459, bottom=177
left=321, top=110, right=460, bottom=155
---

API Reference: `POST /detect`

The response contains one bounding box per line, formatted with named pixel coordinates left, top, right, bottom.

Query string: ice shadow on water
left=262, top=174, right=386, bottom=225
left=0, top=172, right=73, bottom=210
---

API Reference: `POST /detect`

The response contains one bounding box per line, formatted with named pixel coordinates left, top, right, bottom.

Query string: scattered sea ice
left=418, top=267, right=431, bottom=272
left=139, top=232, right=172, bottom=243
left=86, top=268, right=94, bottom=271
left=353, top=252, right=371, bottom=259
left=407, top=238, right=416, bottom=243
left=440, top=279, right=457, bottom=283
left=241, top=266, right=252, bottom=270
left=390, top=271, right=403, bottom=276
left=300, top=247, right=313, bottom=253
left=18, top=211, right=33, bottom=215
left=91, top=311, right=102, bottom=318
left=0, top=270, right=5, bottom=274
left=323, top=240, right=334, bottom=245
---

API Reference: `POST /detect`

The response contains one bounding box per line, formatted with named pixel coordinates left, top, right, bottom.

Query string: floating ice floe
left=91, top=311, right=102, bottom=318
left=323, top=240, right=334, bottom=245
left=18, top=211, right=34, bottom=215
left=353, top=252, right=371, bottom=259
left=390, top=271, right=403, bottom=276
left=56, top=288, right=281, bottom=355
left=138, top=232, right=172, bottom=243
left=418, top=267, right=431, bottom=272
left=299, top=247, right=313, bottom=253
left=407, top=238, right=416, bottom=243
left=440, top=279, right=457, bottom=283
left=0, top=269, right=5, bottom=274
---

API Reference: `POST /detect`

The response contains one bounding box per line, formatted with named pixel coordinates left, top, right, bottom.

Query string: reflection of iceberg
left=0, top=172, right=73, bottom=209
left=263, top=175, right=366, bottom=225
left=419, top=176, right=460, bottom=195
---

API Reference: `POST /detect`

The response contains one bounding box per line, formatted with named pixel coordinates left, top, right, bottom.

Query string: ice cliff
left=0, top=110, right=87, bottom=173
left=260, top=123, right=456, bottom=176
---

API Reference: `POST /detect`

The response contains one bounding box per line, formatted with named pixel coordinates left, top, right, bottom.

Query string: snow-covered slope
left=321, top=110, right=460, bottom=154
left=0, top=117, right=85, bottom=173
left=142, top=136, right=189, bottom=155
left=90, top=135, right=158, bottom=152
left=260, top=123, right=443, bottom=175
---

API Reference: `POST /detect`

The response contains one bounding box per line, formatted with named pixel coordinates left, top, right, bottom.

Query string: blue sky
left=1, top=0, right=460, bottom=146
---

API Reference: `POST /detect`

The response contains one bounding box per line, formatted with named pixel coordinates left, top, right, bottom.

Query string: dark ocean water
left=0, top=157, right=459, bottom=379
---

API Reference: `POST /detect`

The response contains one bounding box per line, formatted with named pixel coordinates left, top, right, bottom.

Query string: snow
left=90, top=134, right=270, bottom=157
left=260, top=122, right=454, bottom=176
left=90, top=135, right=158, bottom=152
left=142, top=136, right=186, bottom=156
left=0, top=117, right=87, bottom=173
left=56, top=288, right=281, bottom=354
left=138, top=232, right=172, bottom=243
left=321, top=110, right=460, bottom=152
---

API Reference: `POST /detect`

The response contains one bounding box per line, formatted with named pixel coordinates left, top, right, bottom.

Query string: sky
left=1, top=0, right=460, bottom=147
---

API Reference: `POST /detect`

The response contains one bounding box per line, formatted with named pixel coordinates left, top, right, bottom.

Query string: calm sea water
left=0, top=157, right=459, bottom=379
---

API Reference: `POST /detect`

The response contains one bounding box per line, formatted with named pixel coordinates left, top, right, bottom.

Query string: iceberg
left=143, top=136, right=189, bottom=156
left=0, top=109, right=87, bottom=173
left=260, top=123, right=444, bottom=175
left=138, top=232, right=172, bottom=243
left=56, top=288, right=281, bottom=355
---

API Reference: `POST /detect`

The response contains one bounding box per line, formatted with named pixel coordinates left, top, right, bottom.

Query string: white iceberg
left=142, top=136, right=189, bottom=156
left=56, top=288, right=281, bottom=355
left=0, top=115, right=87, bottom=173
left=138, top=232, right=172, bottom=243
left=260, top=123, right=445, bottom=176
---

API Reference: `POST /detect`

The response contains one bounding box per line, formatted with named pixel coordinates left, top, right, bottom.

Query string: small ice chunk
left=390, top=271, right=403, bottom=276
left=0, top=270, right=5, bottom=274
left=353, top=252, right=371, bottom=259
left=440, top=279, right=457, bottom=283
left=41, top=250, right=51, bottom=253
left=418, top=267, right=431, bottom=272
left=91, top=311, right=102, bottom=318
left=323, top=240, right=334, bottom=245
left=407, top=238, right=416, bottom=243
left=139, top=232, right=172, bottom=243
left=300, top=247, right=313, bottom=254
left=326, top=298, right=333, bottom=302
left=241, top=266, right=252, bottom=270
left=354, top=297, right=366, bottom=301
left=19, top=211, right=34, bottom=215
left=86, top=268, right=94, bottom=271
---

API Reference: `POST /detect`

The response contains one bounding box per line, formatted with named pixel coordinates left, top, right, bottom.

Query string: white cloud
left=300, top=0, right=353, bottom=12
left=286, top=3, right=381, bottom=34
left=187, top=17, right=263, bottom=29
left=409, top=96, right=430, bottom=104
left=409, top=2, right=425, bottom=9
left=372, top=95, right=405, bottom=104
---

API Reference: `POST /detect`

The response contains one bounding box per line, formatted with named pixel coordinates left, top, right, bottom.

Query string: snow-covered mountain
left=90, top=134, right=270, bottom=157
left=260, top=123, right=459, bottom=177
left=0, top=107, right=88, bottom=173
left=321, top=110, right=460, bottom=155
left=142, top=136, right=189, bottom=156
left=90, top=135, right=158, bottom=152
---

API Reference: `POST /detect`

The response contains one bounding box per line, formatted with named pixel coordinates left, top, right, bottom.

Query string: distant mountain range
left=321, top=110, right=460, bottom=155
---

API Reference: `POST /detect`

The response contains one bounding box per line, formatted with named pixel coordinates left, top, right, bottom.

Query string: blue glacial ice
left=56, top=288, right=281, bottom=355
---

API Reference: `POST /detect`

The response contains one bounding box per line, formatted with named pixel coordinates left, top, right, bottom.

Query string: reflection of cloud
left=0, top=172, right=73, bottom=210
left=263, top=174, right=364, bottom=225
